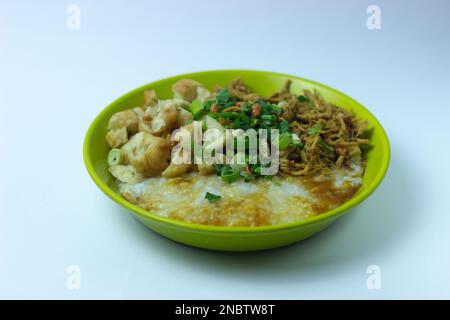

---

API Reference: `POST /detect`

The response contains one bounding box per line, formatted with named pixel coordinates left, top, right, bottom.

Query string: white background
left=1, top=0, right=449, bottom=299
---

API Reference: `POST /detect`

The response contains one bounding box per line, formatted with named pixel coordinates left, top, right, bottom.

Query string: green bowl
left=83, top=70, right=390, bottom=251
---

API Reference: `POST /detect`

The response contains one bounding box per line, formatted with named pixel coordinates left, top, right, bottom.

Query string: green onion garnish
left=107, top=149, right=123, bottom=166
left=271, top=105, right=283, bottom=113
left=251, top=118, right=259, bottom=126
left=279, top=120, right=289, bottom=133
left=260, top=114, right=276, bottom=121
left=307, top=123, right=323, bottom=137
left=189, top=99, right=203, bottom=115
left=298, top=95, right=308, bottom=102
left=215, top=89, right=231, bottom=105
left=318, top=139, right=334, bottom=153
left=221, top=168, right=240, bottom=183
left=203, top=100, right=214, bottom=111
left=278, top=132, right=292, bottom=150
left=290, top=133, right=304, bottom=149
left=205, top=192, right=222, bottom=203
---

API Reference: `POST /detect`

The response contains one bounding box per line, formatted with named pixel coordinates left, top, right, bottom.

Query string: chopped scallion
left=189, top=99, right=203, bottom=116
left=277, top=132, right=292, bottom=150
left=318, top=139, right=334, bottom=153
left=279, top=120, right=289, bottom=133
left=307, top=123, right=323, bottom=137
left=107, top=149, right=123, bottom=166
left=298, top=95, right=308, bottom=102
left=205, top=192, right=222, bottom=203
left=221, top=168, right=240, bottom=183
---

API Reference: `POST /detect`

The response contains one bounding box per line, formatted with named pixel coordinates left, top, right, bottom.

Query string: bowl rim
left=83, top=69, right=390, bottom=233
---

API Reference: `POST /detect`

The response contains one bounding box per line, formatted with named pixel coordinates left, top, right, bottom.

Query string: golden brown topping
left=106, top=77, right=369, bottom=182
left=121, top=132, right=171, bottom=177
left=228, top=78, right=260, bottom=101
left=172, top=79, right=203, bottom=102
left=222, top=105, right=241, bottom=113
left=161, top=163, right=192, bottom=178
left=251, top=103, right=262, bottom=117
left=210, top=103, right=219, bottom=113
left=336, top=146, right=346, bottom=156
left=143, top=89, right=157, bottom=107
left=222, top=78, right=369, bottom=176
left=278, top=88, right=368, bottom=176
left=109, top=165, right=144, bottom=184
left=106, top=127, right=128, bottom=148
left=268, top=79, right=294, bottom=102
left=108, top=110, right=139, bottom=134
